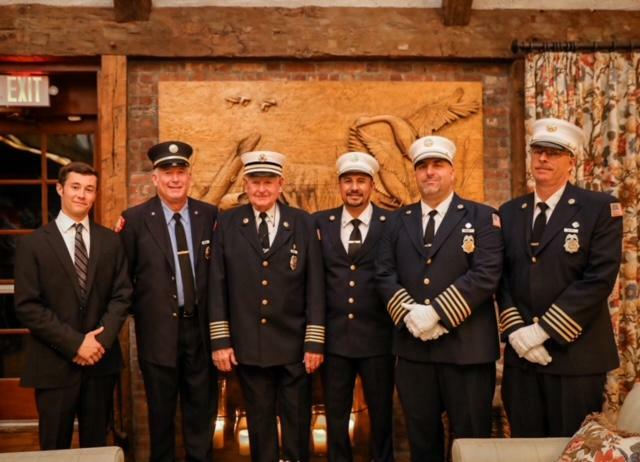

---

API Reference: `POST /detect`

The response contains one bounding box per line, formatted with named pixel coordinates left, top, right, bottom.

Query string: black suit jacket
left=497, top=183, right=622, bottom=375
left=376, top=194, right=503, bottom=364
left=209, top=203, right=325, bottom=367
left=15, top=221, right=131, bottom=388
left=314, top=204, right=393, bottom=358
left=120, top=196, right=217, bottom=367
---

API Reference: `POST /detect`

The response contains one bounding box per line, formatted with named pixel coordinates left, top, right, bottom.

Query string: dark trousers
left=322, top=353, right=394, bottom=462
left=237, top=362, right=311, bottom=462
left=396, top=358, right=495, bottom=462
left=502, top=365, right=606, bottom=437
left=139, top=316, right=216, bottom=462
left=35, top=373, right=116, bottom=450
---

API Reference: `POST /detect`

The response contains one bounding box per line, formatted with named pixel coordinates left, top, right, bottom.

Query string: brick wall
left=126, top=58, right=514, bottom=461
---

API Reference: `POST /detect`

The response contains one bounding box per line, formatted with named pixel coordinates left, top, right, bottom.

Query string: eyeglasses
left=531, top=146, right=571, bottom=158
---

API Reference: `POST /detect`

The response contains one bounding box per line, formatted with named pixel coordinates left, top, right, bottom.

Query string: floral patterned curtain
left=524, top=52, right=640, bottom=417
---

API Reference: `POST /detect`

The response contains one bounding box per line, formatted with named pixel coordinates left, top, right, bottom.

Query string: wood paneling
left=0, top=5, right=639, bottom=59
left=114, top=0, right=151, bottom=22
left=442, top=0, right=473, bottom=26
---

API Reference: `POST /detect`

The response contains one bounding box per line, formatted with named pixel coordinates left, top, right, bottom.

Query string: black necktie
left=423, top=210, right=438, bottom=248
left=348, top=218, right=362, bottom=257
left=531, top=202, right=549, bottom=247
left=74, top=223, right=88, bottom=301
left=258, top=212, right=270, bottom=252
left=174, top=213, right=196, bottom=315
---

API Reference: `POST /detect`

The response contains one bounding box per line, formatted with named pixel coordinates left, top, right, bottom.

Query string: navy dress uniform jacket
left=314, top=204, right=392, bottom=358
left=497, top=183, right=622, bottom=375
left=376, top=194, right=503, bottom=364
left=209, top=203, right=325, bottom=367
left=119, top=196, right=217, bottom=368
left=15, top=221, right=131, bottom=388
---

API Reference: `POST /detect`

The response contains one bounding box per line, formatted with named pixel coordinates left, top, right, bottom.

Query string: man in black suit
left=210, top=150, right=325, bottom=462
left=315, top=152, right=394, bottom=462
left=376, top=136, right=503, bottom=462
left=498, top=118, right=623, bottom=437
left=15, top=161, right=131, bottom=450
left=118, top=142, right=218, bottom=462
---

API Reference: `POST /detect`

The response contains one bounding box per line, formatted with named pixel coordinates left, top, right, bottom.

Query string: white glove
left=523, top=344, right=553, bottom=366
left=508, top=323, right=550, bottom=357
left=418, top=323, right=449, bottom=341
left=402, top=303, right=440, bottom=339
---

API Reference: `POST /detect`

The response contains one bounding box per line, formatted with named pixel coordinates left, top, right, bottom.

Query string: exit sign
left=0, top=75, right=50, bottom=107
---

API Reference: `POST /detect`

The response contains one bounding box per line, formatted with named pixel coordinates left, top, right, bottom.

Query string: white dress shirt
left=420, top=192, right=454, bottom=236
left=254, top=204, right=280, bottom=246
left=533, top=184, right=566, bottom=228
left=55, top=210, right=90, bottom=263
left=340, top=203, right=373, bottom=253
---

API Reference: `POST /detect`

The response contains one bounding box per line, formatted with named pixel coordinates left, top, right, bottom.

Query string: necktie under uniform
left=174, top=213, right=196, bottom=316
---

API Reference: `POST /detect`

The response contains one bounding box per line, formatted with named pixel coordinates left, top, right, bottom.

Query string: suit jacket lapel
left=266, top=204, right=292, bottom=257
left=535, top=184, right=580, bottom=255
left=400, top=202, right=425, bottom=256
left=238, top=204, right=263, bottom=256
left=145, top=197, right=175, bottom=272
left=519, top=193, right=535, bottom=258
left=84, top=221, right=100, bottom=296
left=326, top=207, right=347, bottom=258
left=43, top=221, right=83, bottom=302
left=429, top=194, right=466, bottom=257
left=188, top=198, right=205, bottom=272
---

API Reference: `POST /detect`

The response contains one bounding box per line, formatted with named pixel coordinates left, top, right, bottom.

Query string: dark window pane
left=46, top=134, right=94, bottom=180
left=0, top=185, right=42, bottom=229
left=48, top=184, right=60, bottom=223
left=0, top=234, right=16, bottom=279
left=0, top=293, right=21, bottom=329
left=0, top=133, right=42, bottom=179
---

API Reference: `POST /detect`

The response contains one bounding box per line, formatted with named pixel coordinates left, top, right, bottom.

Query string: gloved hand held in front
left=402, top=303, right=440, bottom=339
left=523, top=344, right=553, bottom=366
left=508, top=322, right=550, bottom=358
left=418, top=322, right=449, bottom=341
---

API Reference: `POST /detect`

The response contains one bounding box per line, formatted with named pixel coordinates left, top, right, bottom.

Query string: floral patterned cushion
left=557, top=413, right=640, bottom=462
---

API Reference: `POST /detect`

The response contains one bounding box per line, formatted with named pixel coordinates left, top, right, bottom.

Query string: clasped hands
left=402, top=303, right=448, bottom=341
left=73, top=326, right=106, bottom=366
left=508, top=322, right=553, bottom=366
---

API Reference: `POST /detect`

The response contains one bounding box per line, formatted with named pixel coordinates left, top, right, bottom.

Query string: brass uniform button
left=426, top=258, right=432, bottom=265
left=349, top=281, right=356, bottom=287
left=423, top=278, right=430, bottom=285
left=424, top=298, right=431, bottom=305
left=261, top=318, right=267, bottom=325
left=350, top=264, right=356, bottom=271
left=531, top=256, right=537, bottom=263
left=261, top=280, right=268, bottom=286
left=348, top=313, right=355, bottom=320
left=348, top=297, right=355, bottom=304
left=262, top=260, right=269, bottom=267
left=533, top=316, right=540, bottom=323
left=172, top=313, right=178, bottom=318
left=172, top=294, right=177, bottom=300
left=261, top=299, right=269, bottom=306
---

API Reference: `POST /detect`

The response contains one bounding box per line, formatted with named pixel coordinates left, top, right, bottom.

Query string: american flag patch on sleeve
left=610, top=202, right=623, bottom=218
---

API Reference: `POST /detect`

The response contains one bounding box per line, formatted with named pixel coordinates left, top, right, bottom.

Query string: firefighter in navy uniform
left=315, top=152, right=394, bottom=462
left=376, top=135, right=503, bottom=462
left=209, top=151, right=325, bottom=462
left=498, top=118, right=623, bottom=437
left=118, top=141, right=218, bottom=462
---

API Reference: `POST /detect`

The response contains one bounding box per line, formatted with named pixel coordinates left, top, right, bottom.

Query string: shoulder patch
left=610, top=202, right=623, bottom=218
left=114, top=216, right=126, bottom=233
left=492, top=213, right=501, bottom=228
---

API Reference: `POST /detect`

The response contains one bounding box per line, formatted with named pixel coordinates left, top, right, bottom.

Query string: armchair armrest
left=452, top=437, right=569, bottom=462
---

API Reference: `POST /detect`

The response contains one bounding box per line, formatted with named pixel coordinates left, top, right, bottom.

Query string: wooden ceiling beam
left=114, top=0, right=152, bottom=22
left=1, top=5, right=640, bottom=59
left=442, top=0, right=473, bottom=26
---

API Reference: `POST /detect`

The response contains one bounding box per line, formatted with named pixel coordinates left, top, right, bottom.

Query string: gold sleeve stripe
left=305, top=325, right=325, bottom=343
left=542, top=309, right=579, bottom=342
left=499, top=307, right=525, bottom=333
left=449, top=285, right=471, bottom=316
left=550, top=304, right=582, bottom=333
left=435, top=285, right=471, bottom=327
left=387, top=288, right=414, bottom=326
left=209, top=321, right=230, bottom=340
left=437, top=290, right=463, bottom=326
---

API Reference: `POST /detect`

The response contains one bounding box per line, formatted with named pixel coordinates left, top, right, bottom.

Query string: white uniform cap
left=530, top=118, right=586, bottom=156
left=241, top=151, right=286, bottom=176
left=336, top=152, right=380, bottom=177
left=408, top=135, right=456, bottom=165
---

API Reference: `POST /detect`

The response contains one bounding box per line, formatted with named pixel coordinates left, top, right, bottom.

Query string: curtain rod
left=511, top=40, right=640, bottom=54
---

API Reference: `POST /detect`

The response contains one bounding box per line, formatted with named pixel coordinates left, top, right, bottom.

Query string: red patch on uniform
left=114, top=216, right=126, bottom=233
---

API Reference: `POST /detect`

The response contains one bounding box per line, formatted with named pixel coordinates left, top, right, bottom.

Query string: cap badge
left=259, top=153, right=267, bottom=162
left=351, top=153, right=359, bottom=161
left=564, top=233, right=580, bottom=254
left=169, top=144, right=179, bottom=153
left=423, top=139, right=434, bottom=147
left=462, top=235, right=475, bottom=254
left=546, top=124, right=558, bottom=133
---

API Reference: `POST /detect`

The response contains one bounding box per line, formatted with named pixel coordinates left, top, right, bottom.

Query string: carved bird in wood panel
left=347, top=87, right=480, bottom=208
